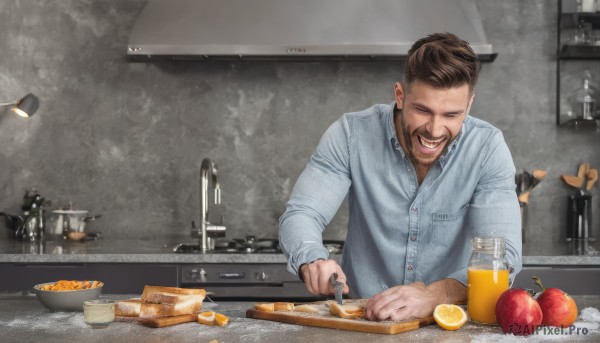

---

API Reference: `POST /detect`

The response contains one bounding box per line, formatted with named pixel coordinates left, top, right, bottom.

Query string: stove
left=177, top=236, right=345, bottom=300
left=174, top=235, right=344, bottom=255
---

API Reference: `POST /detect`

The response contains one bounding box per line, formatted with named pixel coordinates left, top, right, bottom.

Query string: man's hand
left=365, top=279, right=466, bottom=321
left=300, top=259, right=350, bottom=295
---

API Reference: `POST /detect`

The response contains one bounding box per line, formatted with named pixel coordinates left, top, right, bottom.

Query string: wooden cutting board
left=246, top=300, right=435, bottom=335
left=115, top=314, right=197, bottom=328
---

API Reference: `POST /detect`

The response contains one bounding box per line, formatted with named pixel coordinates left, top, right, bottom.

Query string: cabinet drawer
left=0, top=264, right=179, bottom=294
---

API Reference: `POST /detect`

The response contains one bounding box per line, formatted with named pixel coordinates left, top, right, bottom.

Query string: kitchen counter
left=2, top=293, right=600, bottom=343
left=0, top=238, right=599, bottom=265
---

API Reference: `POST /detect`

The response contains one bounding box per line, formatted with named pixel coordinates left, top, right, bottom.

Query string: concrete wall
left=0, top=0, right=598, bottom=246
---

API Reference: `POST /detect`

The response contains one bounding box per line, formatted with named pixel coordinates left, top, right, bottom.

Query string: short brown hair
left=403, top=32, right=481, bottom=94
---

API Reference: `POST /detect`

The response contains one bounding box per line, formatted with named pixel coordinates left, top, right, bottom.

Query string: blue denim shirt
left=279, top=103, right=522, bottom=298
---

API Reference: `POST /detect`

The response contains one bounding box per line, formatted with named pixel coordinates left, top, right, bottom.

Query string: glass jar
left=83, top=299, right=115, bottom=328
left=467, top=236, right=509, bottom=325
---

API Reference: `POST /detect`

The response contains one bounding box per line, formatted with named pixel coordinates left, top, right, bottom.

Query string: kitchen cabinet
left=557, top=0, right=600, bottom=127
left=0, top=263, right=179, bottom=293
left=512, top=266, right=600, bottom=295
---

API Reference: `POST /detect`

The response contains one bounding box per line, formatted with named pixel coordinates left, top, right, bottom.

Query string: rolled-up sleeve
left=279, top=117, right=352, bottom=275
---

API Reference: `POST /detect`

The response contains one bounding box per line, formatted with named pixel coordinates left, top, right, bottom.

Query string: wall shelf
left=557, top=0, right=600, bottom=126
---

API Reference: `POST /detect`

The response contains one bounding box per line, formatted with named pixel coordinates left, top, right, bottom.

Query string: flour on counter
left=5, top=311, right=87, bottom=331
left=579, top=307, right=600, bottom=322
left=470, top=310, right=600, bottom=343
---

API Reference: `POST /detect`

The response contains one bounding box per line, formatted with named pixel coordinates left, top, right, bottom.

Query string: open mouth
left=417, top=135, right=445, bottom=153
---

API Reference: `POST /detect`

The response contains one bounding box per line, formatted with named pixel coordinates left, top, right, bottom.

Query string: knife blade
left=330, top=272, right=343, bottom=305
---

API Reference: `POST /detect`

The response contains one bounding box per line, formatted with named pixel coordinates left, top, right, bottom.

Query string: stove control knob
left=189, top=268, right=199, bottom=280
left=256, top=272, right=268, bottom=281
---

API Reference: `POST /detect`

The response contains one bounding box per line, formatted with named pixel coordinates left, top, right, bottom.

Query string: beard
left=398, top=112, right=453, bottom=168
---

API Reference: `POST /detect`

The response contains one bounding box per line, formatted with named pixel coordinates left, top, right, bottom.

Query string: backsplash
left=0, top=0, right=598, bottom=245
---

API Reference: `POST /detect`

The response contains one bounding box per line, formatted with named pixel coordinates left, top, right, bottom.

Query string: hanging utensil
left=577, top=163, right=590, bottom=190
left=532, top=169, right=547, bottom=186
left=562, top=174, right=583, bottom=189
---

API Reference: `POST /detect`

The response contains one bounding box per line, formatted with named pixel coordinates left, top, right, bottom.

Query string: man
left=279, top=32, right=521, bottom=321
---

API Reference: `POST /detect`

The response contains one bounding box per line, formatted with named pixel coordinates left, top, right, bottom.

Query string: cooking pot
left=51, top=210, right=100, bottom=238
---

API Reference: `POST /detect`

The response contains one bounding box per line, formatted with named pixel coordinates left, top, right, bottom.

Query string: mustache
left=417, top=128, right=449, bottom=141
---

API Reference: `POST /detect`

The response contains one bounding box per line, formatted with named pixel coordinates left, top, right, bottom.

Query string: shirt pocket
left=430, top=204, right=469, bottom=247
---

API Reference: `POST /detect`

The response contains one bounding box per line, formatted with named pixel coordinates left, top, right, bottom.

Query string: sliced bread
left=141, top=285, right=206, bottom=314
left=115, top=298, right=143, bottom=317
left=329, top=302, right=365, bottom=319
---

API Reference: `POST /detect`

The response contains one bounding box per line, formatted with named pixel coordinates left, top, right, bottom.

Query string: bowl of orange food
left=33, top=280, right=103, bottom=311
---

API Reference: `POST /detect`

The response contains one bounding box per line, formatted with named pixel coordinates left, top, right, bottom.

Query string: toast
left=274, top=302, right=295, bottom=311
left=115, top=297, right=198, bottom=318
left=141, top=285, right=206, bottom=315
left=294, top=304, right=320, bottom=314
left=329, top=302, right=366, bottom=319
left=255, top=302, right=295, bottom=312
left=116, top=286, right=207, bottom=318
left=255, top=303, right=275, bottom=312
left=115, top=298, right=143, bottom=317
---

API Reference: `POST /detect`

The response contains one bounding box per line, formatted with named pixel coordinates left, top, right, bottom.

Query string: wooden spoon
left=561, top=174, right=582, bottom=189
left=587, top=168, right=598, bottom=190
left=577, top=163, right=589, bottom=183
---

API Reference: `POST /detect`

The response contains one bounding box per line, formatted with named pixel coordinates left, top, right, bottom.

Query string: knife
left=330, top=272, right=344, bottom=305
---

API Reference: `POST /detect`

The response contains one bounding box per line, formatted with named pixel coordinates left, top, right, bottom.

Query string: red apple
left=536, top=288, right=578, bottom=327
left=495, top=288, right=543, bottom=336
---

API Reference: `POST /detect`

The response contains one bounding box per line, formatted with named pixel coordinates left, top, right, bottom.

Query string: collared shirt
left=279, top=103, right=522, bottom=298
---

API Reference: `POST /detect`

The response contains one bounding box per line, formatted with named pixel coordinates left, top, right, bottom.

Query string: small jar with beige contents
left=83, top=299, right=115, bottom=328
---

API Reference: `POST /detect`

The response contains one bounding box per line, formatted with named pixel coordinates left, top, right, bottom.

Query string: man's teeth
left=419, top=136, right=443, bottom=149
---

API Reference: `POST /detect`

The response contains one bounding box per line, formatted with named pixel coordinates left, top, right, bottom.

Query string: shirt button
left=410, top=236, right=416, bottom=241
left=412, top=207, right=417, bottom=212
left=407, top=265, right=414, bottom=271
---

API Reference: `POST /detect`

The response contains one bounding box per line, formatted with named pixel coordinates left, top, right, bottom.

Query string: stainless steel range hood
left=128, top=0, right=496, bottom=62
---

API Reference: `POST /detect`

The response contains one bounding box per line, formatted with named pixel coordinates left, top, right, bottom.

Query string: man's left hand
left=365, top=282, right=440, bottom=321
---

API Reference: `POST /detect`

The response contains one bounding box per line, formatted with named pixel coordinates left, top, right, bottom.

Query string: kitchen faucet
left=195, top=158, right=226, bottom=252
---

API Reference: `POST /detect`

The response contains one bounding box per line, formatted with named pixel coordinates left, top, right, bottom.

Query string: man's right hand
left=300, top=259, right=350, bottom=295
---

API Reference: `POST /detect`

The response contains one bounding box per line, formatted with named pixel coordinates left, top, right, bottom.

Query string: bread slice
left=141, top=285, right=206, bottom=314
left=274, top=302, right=295, bottom=311
left=255, top=303, right=275, bottom=312
left=294, top=304, right=320, bottom=314
left=115, top=298, right=143, bottom=317
left=142, top=286, right=206, bottom=303
left=139, top=297, right=204, bottom=318
left=115, top=298, right=201, bottom=318
left=329, top=302, right=365, bottom=319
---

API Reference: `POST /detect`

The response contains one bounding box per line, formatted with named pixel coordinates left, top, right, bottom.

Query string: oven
left=177, top=236, right=344, bottom=300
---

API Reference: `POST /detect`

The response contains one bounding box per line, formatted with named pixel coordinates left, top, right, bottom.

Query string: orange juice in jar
left=467, top=237, right=509, bottom=325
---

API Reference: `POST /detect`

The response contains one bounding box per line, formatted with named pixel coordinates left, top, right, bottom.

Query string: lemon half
left=433, top=304, right=468, bottom=331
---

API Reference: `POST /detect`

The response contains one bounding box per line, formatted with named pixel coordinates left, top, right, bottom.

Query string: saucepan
left=51, top=210, right=101, bottom=240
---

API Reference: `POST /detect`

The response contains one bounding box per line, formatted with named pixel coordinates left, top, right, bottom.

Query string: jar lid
left=472, top=236, right=505, bottom=254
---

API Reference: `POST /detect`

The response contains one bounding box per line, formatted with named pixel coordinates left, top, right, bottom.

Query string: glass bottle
left=572, top=71, right=596, bottom=120
left=467, top=236, right=509, bottom=325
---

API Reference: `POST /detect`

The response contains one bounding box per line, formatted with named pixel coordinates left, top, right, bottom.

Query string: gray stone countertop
left=2, top=293, right=600, bottom=343
left=0, top=237, right=599, bottom=265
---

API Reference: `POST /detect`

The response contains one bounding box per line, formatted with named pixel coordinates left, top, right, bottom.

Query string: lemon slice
left=433, top=304, right=467, bottom=331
